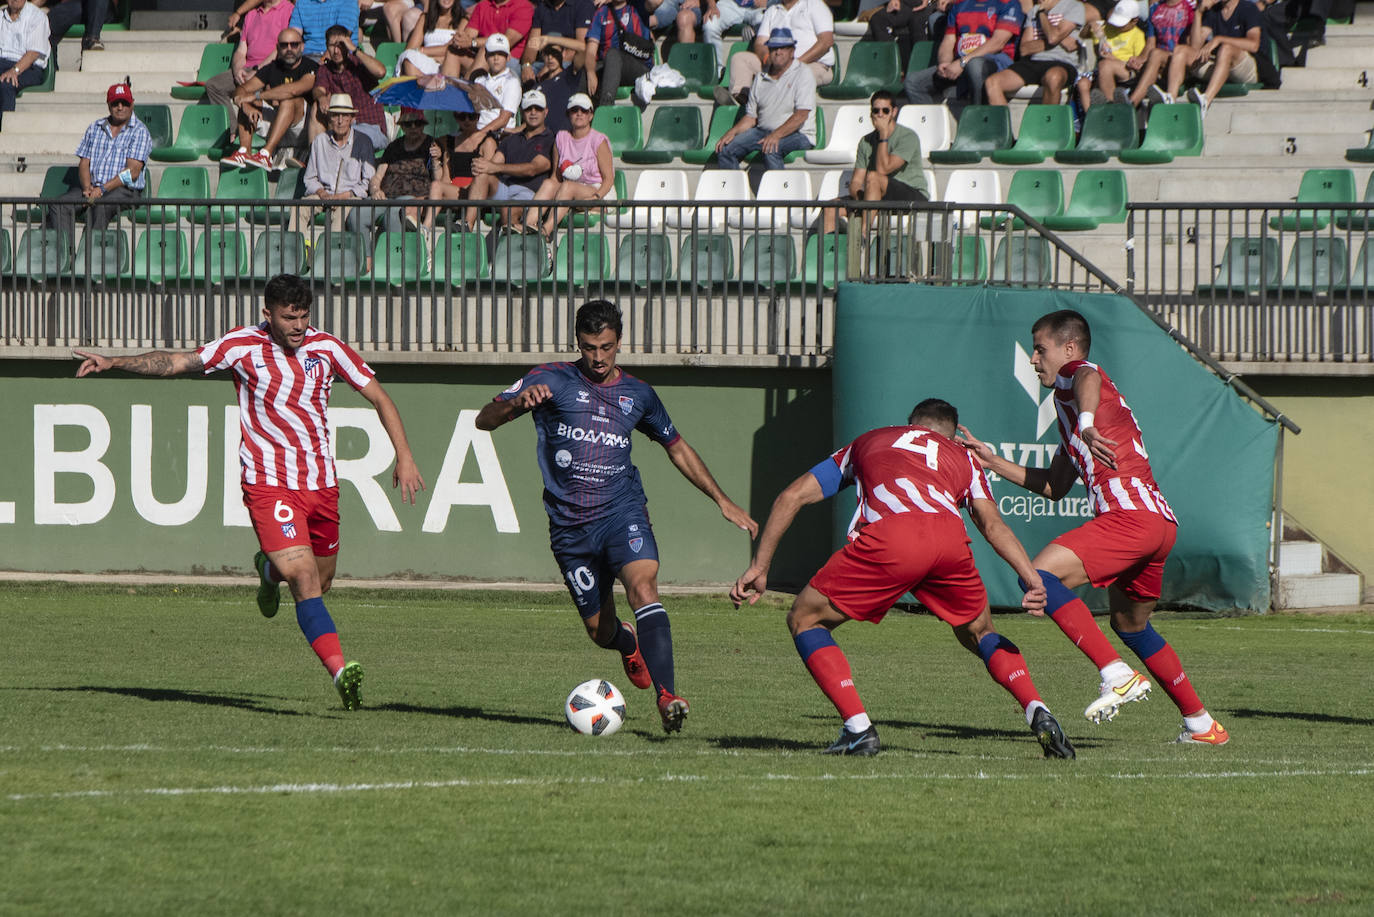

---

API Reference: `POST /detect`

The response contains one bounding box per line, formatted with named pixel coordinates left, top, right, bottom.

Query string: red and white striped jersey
left=1053, top=359, right=1176, bottom=522
left=198, top=324, right=376, bottom=490
left=818, top=425, right=993, bottom=540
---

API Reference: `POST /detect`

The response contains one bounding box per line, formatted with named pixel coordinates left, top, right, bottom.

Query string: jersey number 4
left=891, top=430, right=941, bottom=470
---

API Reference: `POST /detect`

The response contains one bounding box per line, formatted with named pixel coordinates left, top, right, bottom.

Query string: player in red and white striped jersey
left=731, top=398, right=1075, bottom=760
left=75, top=274, right=425, bottom=710
left=962, top=310, right=1227, bottom=745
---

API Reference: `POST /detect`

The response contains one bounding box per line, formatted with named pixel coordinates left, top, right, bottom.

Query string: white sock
left=844, top=713, right=872, bottom=733
left=1100, top=660, right=1134, bottom=683
left=1025, top=700, right=1047, bottom=726
left=1183, top=711, right=1215, bottom=734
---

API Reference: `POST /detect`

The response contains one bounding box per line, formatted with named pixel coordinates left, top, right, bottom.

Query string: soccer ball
left=564, top=679, right=626, bottom=736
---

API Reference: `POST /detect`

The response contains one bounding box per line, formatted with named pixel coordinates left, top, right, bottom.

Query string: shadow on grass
left=709, top=735, right=820, bottom=752
left=373, top=701, right=564, bottom=727
left=47, top=685, right=307, bottom=716
left=1226, top=707, right=1374, bottom=727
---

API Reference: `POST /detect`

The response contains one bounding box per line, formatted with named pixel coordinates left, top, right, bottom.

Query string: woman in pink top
left=530, top=93, right=615, bottom=238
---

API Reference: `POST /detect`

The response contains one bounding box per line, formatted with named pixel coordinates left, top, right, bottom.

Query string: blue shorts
left=549, top=503, right=659, bottom=618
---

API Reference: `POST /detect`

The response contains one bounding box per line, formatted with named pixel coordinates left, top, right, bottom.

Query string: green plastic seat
left=491, top=232, right=550, bottom=283
left=190, top=228, right=250, bottom=283
left=864, top=230, right=920, bottom=278
left=697, top=41, right=751, bottom=99
left=373, top=42, right=406, bottom=74
left=151, top=106, right=232, bottom=163
left=1054, top=103, right=1138, bottom=164
left=170, top=44, right=234, bottom=101
left=193, top=168, right=270, bottom=224
left=907, top=40, right=937, bottom=73
left=981, top=170, right=1064, bottom=230
left=429, top=230, right=489, bottom=286
left=678, top=233, right=733, bottom=288
left=1214, top=40, right=1271, bottom=97
left=1345, top=127, right=1374, bottom=164
left=17, top=166, right=79, bottom=222
left=370, top=231, right=429, bottom=286
left=742, top=108, right=825, bottom=165
left=1118, top=103, right=1204, bottom=164
left=738, top=233, right=797, bottom=288
left=134, top=104, right=175, bottom=149
left=553, top=232, right=612, bottom=287
left=16, top=57, right=55, bottom=97
left=0, top=228, right=11, bottom=274
left=308, top=230, right=369, bottom=283
left=621, top=106, right=704, bottom=165
left=121, top=227, right=191, bottom=284
left=991, top=105, right=1074, bottom=165
left=72, top=229, right=130, bottom=279
left=250, top=229, right=309, bottom=280
left=424, top=110, right=461, bottom=139
left=1349, top=239, right=1374, bottom=292
left=613, top=232, right=673, bottom=287
left=819, top=42, right=901, bottom=100
left=928, top=105, right=1013, bottom=165
left=591, top=106, right=643, bottom=154
left=1275, top=237, right=1349, bottom=295
left=990, top=236, right=1053, bottom=284
left=129, top=166, right=210, bottom=224
left=656, top=43, right=718, bottom=100
left=250, top=167, right=305, bottom=226
left=1269, top=168, right=1357, bottom=232
left=1196, top=237, right=1281, bottom=295
left=681, top=104, right=739, bottom=165
left=803, top=233, right=846, bottom=290
left=1041, top=169, right=1128, bottom=231
left=14, top=228, right=72, bottom=279
left=1334, top=172, right=1374, bottom=231
left=943, top=236, right=988, bottom=283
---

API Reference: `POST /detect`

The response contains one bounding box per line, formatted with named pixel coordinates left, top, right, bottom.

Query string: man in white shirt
left=291, top=93, right=376, bottom=234
left=476, top=32, right=521, bottom=132
left=718, top=0, right=833, bottom=103
left=714, top=29, right=817, bottom=171
left=0, top=0, right=49, bottom=129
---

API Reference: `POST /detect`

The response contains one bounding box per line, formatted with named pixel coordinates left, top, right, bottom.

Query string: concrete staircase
left=1275, top=519, right=1365, bottom=609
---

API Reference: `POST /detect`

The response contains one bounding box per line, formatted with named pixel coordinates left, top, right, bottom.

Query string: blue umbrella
left=372, top=74, right=500, bottom=114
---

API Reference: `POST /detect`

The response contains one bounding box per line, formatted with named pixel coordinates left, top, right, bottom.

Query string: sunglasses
left=278, top=40, right=303, bottom=48
left=568, top=107, right=591, bottom=114
left=871, top=107, right=892, bottom=114
left=109, top=99, right=132, bottom=107
left=523, top=105, right=546, bottom=112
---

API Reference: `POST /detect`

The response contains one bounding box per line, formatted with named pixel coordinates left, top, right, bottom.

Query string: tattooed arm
left=74, top=350, right=204, bottom=378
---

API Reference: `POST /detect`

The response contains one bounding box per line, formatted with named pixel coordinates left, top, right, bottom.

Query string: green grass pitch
left=3, top=584, right=1372, bottom=915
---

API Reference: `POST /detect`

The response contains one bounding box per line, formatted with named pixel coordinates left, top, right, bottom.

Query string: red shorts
left=1052, top=510, right=1177, bottom=602
left=243, top=484, right=341, bottom=557
left=809, top=519, right=988, bottom=627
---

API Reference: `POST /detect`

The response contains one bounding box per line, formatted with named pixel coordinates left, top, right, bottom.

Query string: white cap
left=1107, top=0, right=1141, bottom=27
left=485, top=33, right=510, bottom=54
left=566, top=92, right=593, bottom=111
left=521, top=89, right=547, bottom=110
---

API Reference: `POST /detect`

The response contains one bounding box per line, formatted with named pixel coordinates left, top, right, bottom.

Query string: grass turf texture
left=3, top=584, right=1372, bottom=915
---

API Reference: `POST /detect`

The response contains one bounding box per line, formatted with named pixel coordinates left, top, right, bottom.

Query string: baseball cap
left=107, top=83, right=134, bottom=105
left=521, top=89, right=547, bottom=110
left=485, top=33, right=511, bottom=54
left=566, top=92, right=593, bottom=111
left=326, top=93, right=358, bottom=114
left=399, top=107, right=427, bottom=124
left=1107, top=0, right=1141, bottom=26
left=765, top=28, right=797, bottom=48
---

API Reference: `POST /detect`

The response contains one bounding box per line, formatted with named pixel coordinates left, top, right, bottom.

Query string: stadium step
left=1275, top=518, right=1367, bottom=609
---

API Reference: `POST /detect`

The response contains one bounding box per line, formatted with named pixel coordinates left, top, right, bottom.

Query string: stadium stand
left=928, top=105, right=1013, bottom=165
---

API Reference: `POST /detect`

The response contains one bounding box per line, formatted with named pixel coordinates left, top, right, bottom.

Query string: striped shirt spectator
left=288, top=0, right=361, bottom=57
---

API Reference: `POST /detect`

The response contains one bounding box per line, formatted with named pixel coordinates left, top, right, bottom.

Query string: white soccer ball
left=564, top=678, right=626, bottom=736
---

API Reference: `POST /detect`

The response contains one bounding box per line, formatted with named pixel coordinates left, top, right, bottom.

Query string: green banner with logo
left=832, top=284, right=1278, bottom=612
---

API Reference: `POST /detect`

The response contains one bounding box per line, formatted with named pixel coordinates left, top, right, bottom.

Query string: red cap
left=399, top=106, right=427, bottom=123
left=107, top=83, right=134, bottom=105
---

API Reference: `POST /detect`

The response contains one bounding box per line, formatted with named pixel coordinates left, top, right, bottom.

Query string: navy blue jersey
left=495, top=362, right=681, bottom=526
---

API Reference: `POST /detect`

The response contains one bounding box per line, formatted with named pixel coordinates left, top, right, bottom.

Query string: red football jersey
left=822, top=425, right=993, bottom=540
left=1053, top=360, right=1175, bottom=521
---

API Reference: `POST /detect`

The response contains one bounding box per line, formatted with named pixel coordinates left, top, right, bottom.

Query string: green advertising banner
left=833, top=284, right=1278, bottom=612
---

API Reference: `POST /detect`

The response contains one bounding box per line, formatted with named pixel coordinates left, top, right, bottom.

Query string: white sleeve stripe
left=894, top=477, right=938, bottom=514
left=871, top=483, right=910, bottom=515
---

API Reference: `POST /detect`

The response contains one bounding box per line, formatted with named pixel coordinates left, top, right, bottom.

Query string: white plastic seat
left=924, top=168, right=938, bottom=201
left=833, top=21, right=868, bottom=37
left=799, top=168, right=854, bottom=230
left=607, top=169, right=690, bottom=229
left=667, top=169, right=752, bottom=232
left=731, top=170, right=812, bottom=231
left=943, top=168, right=1002, bottom=230
left=896, top=104, right=953, bottom=157
left=803, top=104, right=871, bottom=166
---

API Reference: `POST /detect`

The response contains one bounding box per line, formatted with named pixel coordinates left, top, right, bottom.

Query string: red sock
left=1141, top=645, right=1204, bottom=716
left=1048, top=598, right=1121, bottom=669
left=802, top=644, right=866, bottom=720
left=310, top=633, right=345, bottom=677
left=985, top=646, right=1043, bottom=711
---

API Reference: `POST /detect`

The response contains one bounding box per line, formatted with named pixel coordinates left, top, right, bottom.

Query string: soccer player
left=731, top=398, right=1076, bottom=759
left=959, top=309, right=1228, bottom=745
left=73, top=273, right=425, bottom=710
left=476, top=300, right=758, bottom=734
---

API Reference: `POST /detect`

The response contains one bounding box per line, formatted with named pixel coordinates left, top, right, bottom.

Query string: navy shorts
left=549, top=503, right=659, bottom=618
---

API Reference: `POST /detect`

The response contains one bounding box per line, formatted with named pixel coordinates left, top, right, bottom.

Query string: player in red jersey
left=74, top=274, right=425, bottom=710
left=961, top=309, right=1227, bottom=745
left=731, top=398, right=1075, bottom=759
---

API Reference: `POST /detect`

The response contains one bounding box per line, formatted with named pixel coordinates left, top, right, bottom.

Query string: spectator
left=427, top=108, right=498, bottom=228
left=205, top=0, right=294, bottom=124
left=1119, top=0, right=1192, bottom=107
left=714, top=29, right=817, bottom=172
left=397, top=0, right=468, bottom=77
left=376, top=0, right=424, bottom=43
left=584, top=0, right=653, bottom=108
left=1161, top=0, right=1261, bottom=114
left=464, top=0, right=536, bottom=71
left=717, top=0, right=834, bottom=105
left=1082, top=0, right=1145, bottom=107
left=369, top=107, right=435, bottom=236
left=702, top=0, right=766, bottom=78
left=311, top=24, right=387, bottom=148
left=532, top=91, right=612, bottom=239
left=221, top=27, right=317, bottom=170
left=531, top=43, right=580, bottom=133
left=646, top=0, right=696, bottom=41
left=903, top=0, right=1022, bottom=116
left=475, top=33, right=521, bottom=131
left=287, top=0, right=363, bottom=58
left=0, top=0, right=50, bottom=130
left=291, top=92, right=376, bottom=233
left=819, top=90, right=929, bottom=235
left=43, top=82, right=150, bottom=243
left=858, top=0, right=934, bottom=71
left=469, top=88, right=555, bottom=230
left=35, top=0, right=108, bottom=54
left=520, top=0, right=592, bottom=77
left=984, top=0, right=1085, bottom=105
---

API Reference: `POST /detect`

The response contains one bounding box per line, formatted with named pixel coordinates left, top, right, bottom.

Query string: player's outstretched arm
left=1069, top=365, right=1119, bottom=470
left=74, top=349, right=203, bottom=378
left=664, top=438, right=759, bottom=537
left=474, top=383, right=554, bottom=431
left=968, top=497, right=1047, bottom=615
left=958, top=424, right=1077, bottom=501
left=359, top=380, right=427, bottom=504
left=730, top=471, right=824, bottom=608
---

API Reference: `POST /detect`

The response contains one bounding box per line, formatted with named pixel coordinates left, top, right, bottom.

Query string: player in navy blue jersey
left=477, top=300, right=758, bottom=733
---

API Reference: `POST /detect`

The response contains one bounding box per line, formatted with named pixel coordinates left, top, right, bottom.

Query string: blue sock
left=295, top=596, right=336, bottom=643
left=975, top=632, right=1020, bottom=666
left=634, top=603, right=673, bottom=693
left=793, top=627, right=838, bottom=662
left=1022, top=570, right=1078, bottom=619
left=1114, top=622, right=1166, bottom=659
left=602, top=616, right=638, bottom=656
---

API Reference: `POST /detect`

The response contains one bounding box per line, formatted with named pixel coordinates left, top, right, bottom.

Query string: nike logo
left=1114, top=675, right=1143, bottom=696
left=328, top=541, right=339, bottom=550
